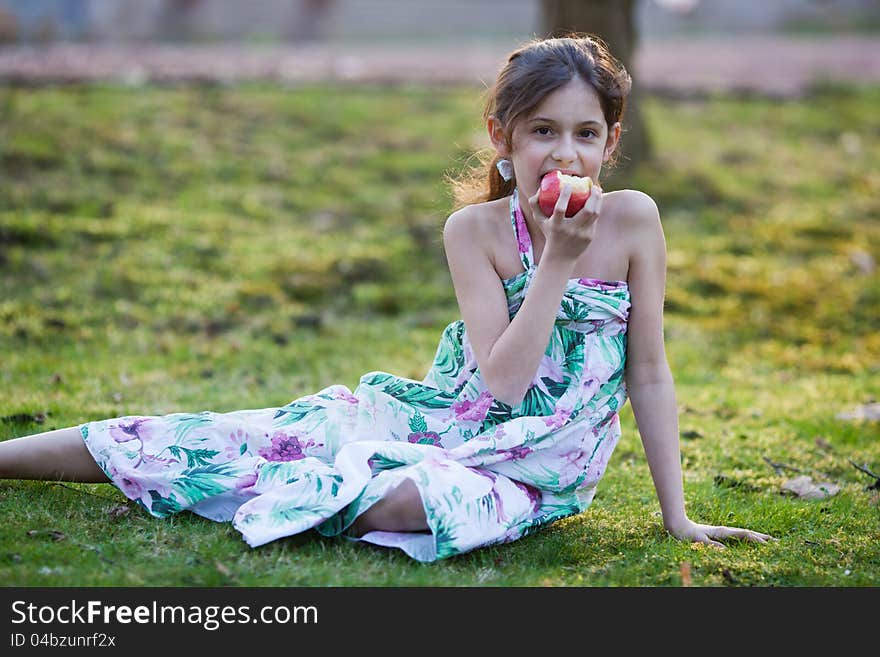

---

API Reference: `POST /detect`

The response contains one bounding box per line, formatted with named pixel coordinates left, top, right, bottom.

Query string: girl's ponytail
left=487, top=154, right=516, bottom=204
left=448, top=150, right=513, bottom=211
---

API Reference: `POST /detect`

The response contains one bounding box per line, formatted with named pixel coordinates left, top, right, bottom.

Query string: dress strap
left=510, top=189, right=535, bottom=271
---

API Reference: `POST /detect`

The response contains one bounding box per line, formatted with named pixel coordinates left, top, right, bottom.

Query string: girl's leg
left=0, top=426, right=109, bottom=483
left=350, top=478, right=428, bottom=536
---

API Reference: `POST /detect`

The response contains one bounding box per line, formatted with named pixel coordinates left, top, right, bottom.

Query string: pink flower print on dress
left=585, top=426, right=618, bottom=484
left=543, top=405, right=572, bottom=430
left=505, top=445, right=532, bottom=460
left=333, top=389, right=359, bottom=405
left=514, top=204, right=531, bottom=254
left=223, top=428, right=249, bottom=460
left=258, top=431, right=307, bottom=462
left=135, top=451, right=177, bottom=473
left=453, top=391, right=494, bottom=423
left=479, top=471, right=508, bottom=522
left=108, top=463, right=170, bottom=507
left=478, top=425, right=505, bottom=442
left=407, top=431, right=442, bottom=446
left=113, top=470, right=146, bottom=502
left=109, top=418, right=154, bottom=443
left=406, top=410, right=444, bottom=446
left=234, top=472, right=258, bottom=491
left=578, top=278, right=626, bottom=291
left=513, top=480, right=542, bottom=513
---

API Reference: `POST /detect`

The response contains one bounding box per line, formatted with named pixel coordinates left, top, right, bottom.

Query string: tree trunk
left=540, top=0, right=652, bottom=180
left=158, top=0, right=201, bottom=42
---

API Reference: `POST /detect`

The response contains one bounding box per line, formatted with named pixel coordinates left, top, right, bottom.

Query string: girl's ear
left=487, top=115, right=509, bottom=157
left=603, top=122, right=622, bottom=162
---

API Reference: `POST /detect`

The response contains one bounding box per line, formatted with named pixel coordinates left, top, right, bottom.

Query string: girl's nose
left=551, top=136, right=576, bottom=163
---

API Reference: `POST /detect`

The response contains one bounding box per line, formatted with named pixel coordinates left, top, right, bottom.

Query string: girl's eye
left=534, top=126, right=552, bottom=135
left=579, top=130, right=597, bottom=139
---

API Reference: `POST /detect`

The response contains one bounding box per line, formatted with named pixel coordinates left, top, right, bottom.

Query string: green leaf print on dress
left=80, top=188, right=631, bottom=562
left=172, top=463, right=241, bottom=504
left=164, top=445, right=219, bottom=468
left=170, top=413, right=214, bottom=442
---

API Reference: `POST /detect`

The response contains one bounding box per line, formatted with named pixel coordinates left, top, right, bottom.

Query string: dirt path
left=1, top=35, right=878, bottom=96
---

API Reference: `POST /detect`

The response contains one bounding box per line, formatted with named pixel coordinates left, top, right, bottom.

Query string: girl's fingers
left=716, top=526, right=776, bottom=543
left=717, top=526, right=747, bottom=541
left=526, top=190, right=543, bottom=219
left=744, top=531, right=774, bottom=543
left=743, top=530, right=768, bottom=542
left=571, top=184, right=602, bottom=226
left=585, top=184, right=602, bottom=212
left=553, top=184, right=573, bottom=220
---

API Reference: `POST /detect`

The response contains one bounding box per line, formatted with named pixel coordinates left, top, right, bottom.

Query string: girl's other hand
left=666, top=518, right=776, bottom=548
left=527, top=182, right=603, bottom=265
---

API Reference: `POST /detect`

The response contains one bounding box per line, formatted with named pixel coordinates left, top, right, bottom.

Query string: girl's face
left=490, top=77, right=620, bottom=218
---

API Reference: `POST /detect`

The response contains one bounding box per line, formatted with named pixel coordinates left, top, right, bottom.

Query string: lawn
left=1, top=81, right=878, bottom=586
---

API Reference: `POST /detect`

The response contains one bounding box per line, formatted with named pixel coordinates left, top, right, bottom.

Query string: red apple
left=538, top=171, right=593, bottom=218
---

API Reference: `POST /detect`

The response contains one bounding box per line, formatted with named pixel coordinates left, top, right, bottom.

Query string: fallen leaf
left=814, top=437, right=833, bottom=451
left=836, top=403, right=880, bottom=422
left=107, top=505, right=131, bottom=519
left=849, top=249, right=875, bottom=274
left=679, top=561, right=692, bottom=587
left=781, top=475, right=840, bottom=500
left=215, top=561, right=232, bottom=577
left=840, top=132, right=862, bottom=156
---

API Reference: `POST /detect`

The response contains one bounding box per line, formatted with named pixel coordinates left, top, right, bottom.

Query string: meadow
left=1, top=81, right=878, bottom=586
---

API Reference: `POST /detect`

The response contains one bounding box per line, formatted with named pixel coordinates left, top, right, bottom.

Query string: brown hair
left=449, top=34, right=631, bottom=210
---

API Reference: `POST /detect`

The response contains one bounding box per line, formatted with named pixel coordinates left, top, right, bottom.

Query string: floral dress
left=81, top=189, right=631, bottom=562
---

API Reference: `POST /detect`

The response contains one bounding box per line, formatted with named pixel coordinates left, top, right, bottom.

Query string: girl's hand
left=666, top=518, right=776, bottom=548
left=527, top=182, right=602, bottom=264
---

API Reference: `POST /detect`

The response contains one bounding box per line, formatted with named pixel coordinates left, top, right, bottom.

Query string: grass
left=1, top=82, right=878, bottom=587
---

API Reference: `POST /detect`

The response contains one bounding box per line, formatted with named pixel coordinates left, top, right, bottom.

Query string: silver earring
left=496, top=158, right=514, bottom=182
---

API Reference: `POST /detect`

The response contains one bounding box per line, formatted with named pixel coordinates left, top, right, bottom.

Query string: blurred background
left=2, top=0, right=879, bottom=176
left=1, top=0, right=879, bottom=44
left=1, top=1, right=878, bottom=586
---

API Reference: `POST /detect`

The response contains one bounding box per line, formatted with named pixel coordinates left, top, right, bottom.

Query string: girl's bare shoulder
left=444, top=197, right=511, bottom=247
left=444, top=197, right=515, bottom=278
left=602, top=189, right=660, bottom=225
left=597, top=190, right=664, bottom=277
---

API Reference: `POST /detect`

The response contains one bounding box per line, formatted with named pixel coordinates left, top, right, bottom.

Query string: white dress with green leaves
left=81, top=189, right=631, bottom=562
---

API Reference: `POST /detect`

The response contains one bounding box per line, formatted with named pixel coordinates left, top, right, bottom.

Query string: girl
left=0, top=35, right=772, bottom=563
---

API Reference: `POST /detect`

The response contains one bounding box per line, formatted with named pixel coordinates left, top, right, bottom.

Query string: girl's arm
left=623, top=191, right=773, bottom=546
left=443, top=187, right=599, bottom=407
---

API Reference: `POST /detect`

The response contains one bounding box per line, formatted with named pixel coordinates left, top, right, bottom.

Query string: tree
left=540, top=0, right=652, bottom=178
left=158, top=0, right=201, bottom=41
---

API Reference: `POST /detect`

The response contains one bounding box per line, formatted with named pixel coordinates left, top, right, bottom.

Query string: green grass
left=1, top=82, right=878, bottom=586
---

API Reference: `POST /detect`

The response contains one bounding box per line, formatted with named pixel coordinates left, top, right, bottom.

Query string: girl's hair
left=449, top=34, right=632, bottom=210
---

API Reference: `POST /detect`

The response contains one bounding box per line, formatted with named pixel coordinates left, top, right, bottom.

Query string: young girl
left=0, top=35, right=772, bottom=563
